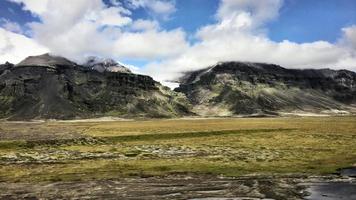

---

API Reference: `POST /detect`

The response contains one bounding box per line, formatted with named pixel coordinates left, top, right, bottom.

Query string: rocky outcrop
left=0, top=54, right=191, bottom=120
left=16, top=53, right=76, bottom=67
left=175, top=62, right=356, bottom=116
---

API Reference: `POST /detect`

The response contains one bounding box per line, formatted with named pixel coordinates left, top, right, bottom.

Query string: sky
left=1, top=0, right=356, bottom=88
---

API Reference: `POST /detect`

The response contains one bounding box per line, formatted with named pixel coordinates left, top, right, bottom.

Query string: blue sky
left=0, top=1, right=36, bottom=25
left=269, top=0, right=356, bottom=43
left=1, top=0, right=356, bottom=85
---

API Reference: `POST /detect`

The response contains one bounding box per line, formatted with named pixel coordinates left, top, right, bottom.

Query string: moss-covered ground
left=0, top=117, right=355, bottom=182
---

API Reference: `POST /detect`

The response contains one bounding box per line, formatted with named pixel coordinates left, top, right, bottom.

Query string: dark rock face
left=175, top=62, right=356, bottom=116
left=16, top=53, right=77, bottom=67
left=0, top=55, right=191, bottom=120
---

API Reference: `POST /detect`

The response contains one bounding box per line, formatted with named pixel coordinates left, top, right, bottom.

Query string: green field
left=0, top=117, right=355, bottom=182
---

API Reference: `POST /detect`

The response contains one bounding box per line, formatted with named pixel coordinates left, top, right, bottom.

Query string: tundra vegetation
left=0, top=117, right=355, bottom=182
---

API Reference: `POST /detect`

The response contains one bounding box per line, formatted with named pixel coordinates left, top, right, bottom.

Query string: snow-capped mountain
left=83, top=56, right=132, bottom=73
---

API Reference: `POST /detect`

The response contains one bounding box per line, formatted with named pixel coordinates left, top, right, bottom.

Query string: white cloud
left=126, top=0, right=176, bottom=19
left=110, top=0, right=122, bottom=7
left=141, top=0, right=356, bottom=86
left=217, top=0, right=283, bottom=28
left=0, top=28, right=48, bottom=64
left=113, top=28, right=188, bottom=59
left=340, top=25, right=356, bottom=51
left=10, top=0, right=185, bottom=62
left=131, top=19, right=159, bottom=31
left=3, top=0, right=356, bottom=89
left=147, top=0, right=176, bottom=16
left=91, top=7, right=132, bottom=27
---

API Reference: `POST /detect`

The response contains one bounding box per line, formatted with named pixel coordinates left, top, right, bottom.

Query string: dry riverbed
left=0, top=172, right=355, bottom=200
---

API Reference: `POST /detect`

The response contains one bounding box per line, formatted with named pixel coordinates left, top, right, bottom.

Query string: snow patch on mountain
left=83, top=56, right=132, bottom=73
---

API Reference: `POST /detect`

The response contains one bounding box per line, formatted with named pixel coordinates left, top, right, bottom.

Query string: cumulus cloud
left=113, top=28, right=188, bottom=59
left=0, top=28, right=48, bottom=64
left=93, top=7, right=132, bottom=26
left=341, top=25, right=356, bottom=51
left=142, top=0, right=356, bottom=85
left=4, top=0, right=186, bottom=63
left=109, top=0, right=122, bottom=7
left=131, top=19, right=159, bottom=31
left=126, top=0, right=176, bottom=19
left=217, top=0, right=283, bottom=29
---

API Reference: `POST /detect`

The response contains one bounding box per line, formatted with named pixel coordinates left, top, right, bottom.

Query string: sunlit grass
left=0, top=116, right=355, bottom=182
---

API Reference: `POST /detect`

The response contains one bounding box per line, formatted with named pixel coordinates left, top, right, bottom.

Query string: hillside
left=0, top=54, right=191, bottom=120
left=175, top=62, right=356, bottom=116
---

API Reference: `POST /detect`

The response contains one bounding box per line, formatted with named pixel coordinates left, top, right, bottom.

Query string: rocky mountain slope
left=175, top=62, right=356, bottom=116
left=0, top=54, right=191, bottom=120
left=2, top=55, right=356, bottom=119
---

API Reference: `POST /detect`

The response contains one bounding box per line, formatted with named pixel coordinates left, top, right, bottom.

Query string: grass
left=99, top=128, right=295, bottom=143
left=0, top=116, right=355, bottom=182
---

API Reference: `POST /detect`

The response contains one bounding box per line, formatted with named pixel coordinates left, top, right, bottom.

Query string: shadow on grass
left=102, top=128, right=296, bottom=142
left=0, top=128, right=296, bottom=149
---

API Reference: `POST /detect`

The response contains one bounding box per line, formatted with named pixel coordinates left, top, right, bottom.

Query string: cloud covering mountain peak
left=1, top=0, right=356, bottom=87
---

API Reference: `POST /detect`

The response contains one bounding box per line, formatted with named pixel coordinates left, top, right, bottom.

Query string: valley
left=0, top=117, right=355, bottom=199
left=1, top=0, right=356, bottom=199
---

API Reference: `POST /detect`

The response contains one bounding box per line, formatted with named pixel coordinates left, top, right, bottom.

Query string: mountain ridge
left=1, top=55, right=356, bottom=119
left=175, top=61, right=356, bottom=116
left=0, top=54, right=192, bottom=120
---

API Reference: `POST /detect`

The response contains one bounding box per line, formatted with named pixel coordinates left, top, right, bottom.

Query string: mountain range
left=175, top=62, right=356, bottom=116
left=1, top=54, right=356, bottom=120
left=0, top=54, right=191, bottom=120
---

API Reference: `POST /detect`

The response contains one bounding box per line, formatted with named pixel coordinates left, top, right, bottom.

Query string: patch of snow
left=83, top=56, right=132, bottom=73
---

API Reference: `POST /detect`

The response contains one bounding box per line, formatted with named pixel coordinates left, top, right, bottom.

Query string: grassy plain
left=0, top=117, right=355, bottom=182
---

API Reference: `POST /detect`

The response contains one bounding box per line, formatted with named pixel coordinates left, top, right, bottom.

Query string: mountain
left=0, top=54, right=191, bottom=120
left=83, top=56, right=132, bottom=73
left=16, top=53, right=77, bottom=67
left=175, top=62, right=356, bottom=116
left=2, top=55, right=356, bottom=119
